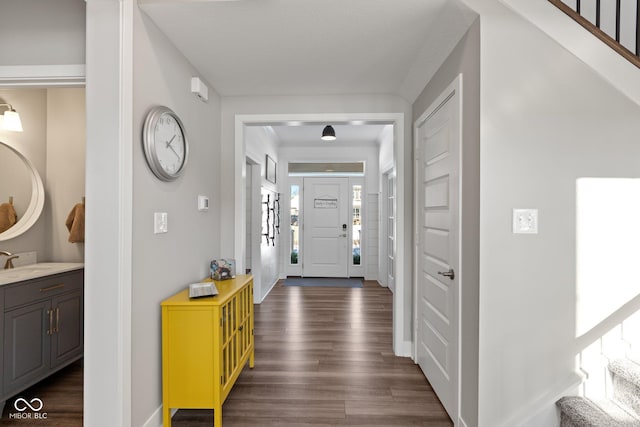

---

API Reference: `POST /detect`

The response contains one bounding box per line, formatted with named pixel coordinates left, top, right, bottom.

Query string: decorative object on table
left=265, top=154, right=276, bottom=184
left=188, top=282, right=218, bottom=298
left=210, top=258, right=236, bottom=280
left=65, top=197, right=85, bottom=243
left=142, top=105, right=189, bottom=181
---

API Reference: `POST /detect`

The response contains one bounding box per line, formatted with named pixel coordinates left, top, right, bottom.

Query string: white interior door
left=302, top=177, right=349, bottom=277
left=415, top=77, right=461, bottom=421
left=387, top=173, right=396, bottom=293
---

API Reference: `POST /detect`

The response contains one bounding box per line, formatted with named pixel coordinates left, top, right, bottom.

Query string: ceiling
left=270, top=124, right=389, bottom=147
left=139, top=0, right=477, bottom=146
left=139, top=0, right=476, bottom=100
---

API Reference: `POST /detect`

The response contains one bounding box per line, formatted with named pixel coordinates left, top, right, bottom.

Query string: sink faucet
left=0, top=251, right=18, bottom=269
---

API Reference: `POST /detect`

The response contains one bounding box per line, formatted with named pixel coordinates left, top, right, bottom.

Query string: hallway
left=173, top=280, right=452, bottom=426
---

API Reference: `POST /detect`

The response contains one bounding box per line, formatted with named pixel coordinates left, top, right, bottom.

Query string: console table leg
left=249, top=349, right=255, bottom=368
left=163, top=404, right=171, bottom=427
left=214, top=406, right=222, bottom=426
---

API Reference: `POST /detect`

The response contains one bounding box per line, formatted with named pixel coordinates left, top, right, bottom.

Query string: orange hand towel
left=65, top=203, right=85, bottom=243
left=0, top=202, right=17, bottom=233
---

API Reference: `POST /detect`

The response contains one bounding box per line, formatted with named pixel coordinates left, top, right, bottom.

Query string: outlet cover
left=513, top=209, right=538, bottom=234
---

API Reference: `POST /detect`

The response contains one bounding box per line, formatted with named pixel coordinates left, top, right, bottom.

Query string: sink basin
left=0, top=262, right=84, bottom=286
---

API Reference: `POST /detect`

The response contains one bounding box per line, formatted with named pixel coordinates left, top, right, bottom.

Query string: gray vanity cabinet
left=1, top=269, right=83, bottom=400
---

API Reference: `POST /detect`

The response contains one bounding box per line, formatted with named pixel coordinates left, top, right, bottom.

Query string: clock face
left=142, top=106, right=189, bottom=181
left=154, top=113, right=186, bottom=176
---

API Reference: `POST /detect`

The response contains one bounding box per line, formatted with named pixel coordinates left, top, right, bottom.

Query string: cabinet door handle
left=47, top=309, right=53, bottom=335
left=54, top=307, right=60, bottom=333
left=40, top=283, right=65, bottom=292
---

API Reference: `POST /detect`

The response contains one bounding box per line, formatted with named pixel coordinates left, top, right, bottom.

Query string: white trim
left=84, top=1, right=133, bottom=426
left=234, top=112, right=407, bottom=356
left=118, top=2, right=134, bottom=426
left=398, top=340, right=413, bottom=358
left=458, top=417, right=470, bottom=427
left=258, top=277, right=279, bottom=304
left=0, top=64, right=85, bottom=87
left=142, top=406, right=177, bottom=427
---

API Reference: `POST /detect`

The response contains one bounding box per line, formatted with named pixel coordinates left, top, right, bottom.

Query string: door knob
left=437, top=269, right=455, bottom=280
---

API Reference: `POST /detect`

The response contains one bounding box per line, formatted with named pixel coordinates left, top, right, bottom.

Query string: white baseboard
left=142, top=405, right=177, bottom=427
left=396, top=340, right=413, bottom=358
left=257, top=277, right=279, bottom=304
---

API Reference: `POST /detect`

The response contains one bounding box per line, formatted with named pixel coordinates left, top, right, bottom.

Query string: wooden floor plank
left=172, top=280, right=452, bottom=426
left=0, top=280, right=452, bottom=426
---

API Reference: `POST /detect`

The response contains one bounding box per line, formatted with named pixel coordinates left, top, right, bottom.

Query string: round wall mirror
left=0, top=141, right=45, bottom=241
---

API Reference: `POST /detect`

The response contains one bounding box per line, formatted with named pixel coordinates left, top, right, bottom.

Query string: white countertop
left=0, top=262, right=84, bottom=286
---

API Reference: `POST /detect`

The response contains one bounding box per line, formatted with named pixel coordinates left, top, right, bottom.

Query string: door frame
left=234, top=112, right=410, bottom=356
left=413, top=74, right=463, bottom=422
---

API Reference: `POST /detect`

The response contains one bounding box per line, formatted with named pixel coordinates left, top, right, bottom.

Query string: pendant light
left=321, top=125, right=336, bottom=141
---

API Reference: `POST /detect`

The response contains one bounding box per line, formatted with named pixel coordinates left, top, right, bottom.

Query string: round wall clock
left=142, top=106, right=189, bottom=181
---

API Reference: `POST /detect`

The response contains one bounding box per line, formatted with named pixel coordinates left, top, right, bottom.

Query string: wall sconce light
left=321, top=125, right=336, bottom=141
left=0, top=104, right=23, bottom=132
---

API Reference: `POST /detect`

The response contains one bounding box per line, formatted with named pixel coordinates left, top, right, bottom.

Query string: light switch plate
left=154, top=212, right=168, bottom=234
left=198, top=195, right=209, bottom=211
left=513, top=209, right=538, bottom=234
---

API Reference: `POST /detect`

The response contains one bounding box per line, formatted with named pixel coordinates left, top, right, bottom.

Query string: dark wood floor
left=174, top=280, right=452, bottom=426
left=0, top=359, right=83, bottom=426
left=0, top=280, right=452, bottom=426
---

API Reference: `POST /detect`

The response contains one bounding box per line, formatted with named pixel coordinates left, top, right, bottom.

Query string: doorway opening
left=234, top=112, right=411, bottom=356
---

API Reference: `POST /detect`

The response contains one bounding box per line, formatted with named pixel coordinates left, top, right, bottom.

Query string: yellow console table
left=161, top=275, right=254, bottom=426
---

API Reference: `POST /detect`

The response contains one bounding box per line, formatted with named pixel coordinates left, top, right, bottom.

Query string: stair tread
left=610, top=359, right=640, bottom=389
left=557, top=396, right=640, bottom=426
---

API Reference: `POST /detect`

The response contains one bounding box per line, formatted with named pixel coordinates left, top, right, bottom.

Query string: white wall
left=0, top=0, right=85, bottom=66
left=45, top=88, right=85, bottom=263
left=245, top=126, right=280, bottom=302
left=130, top=6, right=222, bottom=427
left=412, top=19, right=480, bottom=427
left=459, top=0, right=640, bottom=425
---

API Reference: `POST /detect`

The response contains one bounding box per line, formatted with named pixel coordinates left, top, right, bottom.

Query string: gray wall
left=131, top=7, right=222, bottom=427
left=412, top=19, right=480, bottom=427
left=0, top=0, right=85, bottom=66
left=459, top=0, right=640, bottom=425
left=45, top=88, right=85, bottom=262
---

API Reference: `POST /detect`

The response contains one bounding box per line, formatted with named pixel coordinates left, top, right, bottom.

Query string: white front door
left=302, top=177, right=349, bottom=277
left=415, top=76, right=461, bottom=422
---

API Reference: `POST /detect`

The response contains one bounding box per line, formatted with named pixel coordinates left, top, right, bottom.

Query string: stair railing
left=548, top=0, right=640, bottom=68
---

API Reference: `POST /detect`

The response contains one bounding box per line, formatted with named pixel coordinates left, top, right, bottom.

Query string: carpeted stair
left=557, top=359, right=640, bottom=426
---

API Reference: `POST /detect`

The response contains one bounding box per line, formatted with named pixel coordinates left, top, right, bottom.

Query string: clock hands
left=165, top=134, right=182, bottom=160
left=165, top=134, right=176, bottom=148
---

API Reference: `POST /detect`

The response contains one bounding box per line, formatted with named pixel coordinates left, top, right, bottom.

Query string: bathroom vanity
left=0, top=263, right=84, bottom=413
